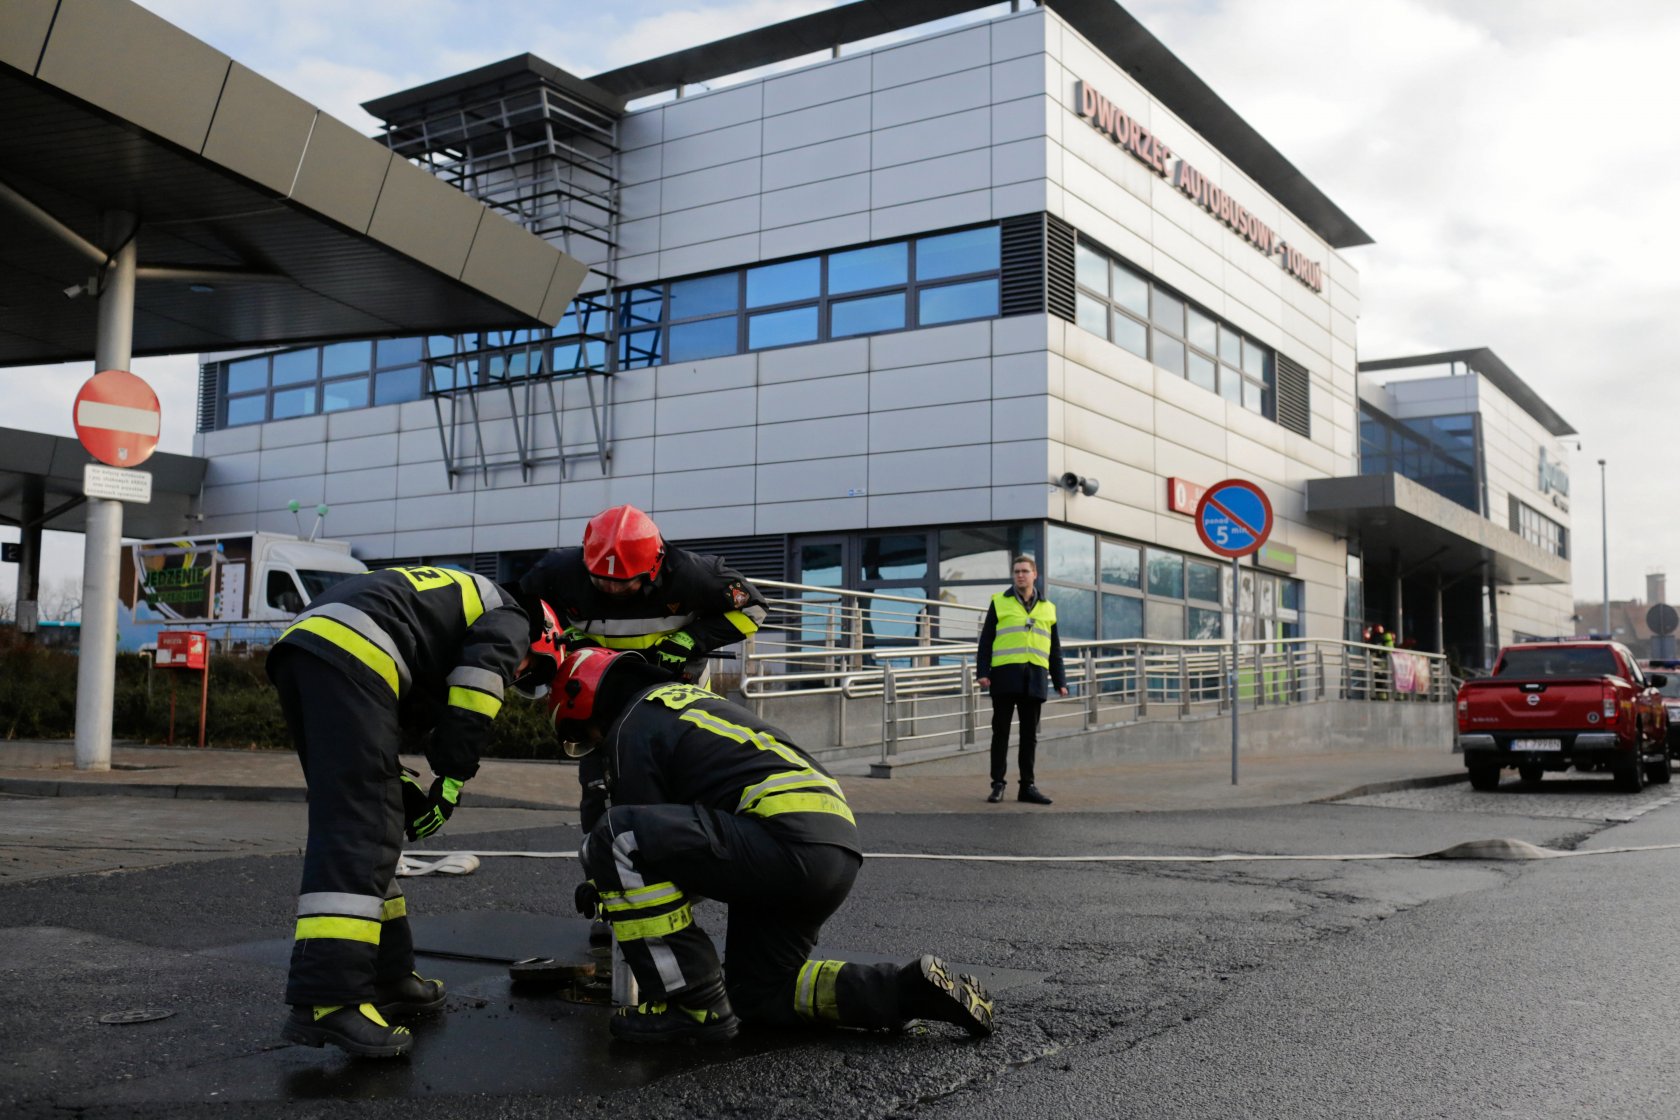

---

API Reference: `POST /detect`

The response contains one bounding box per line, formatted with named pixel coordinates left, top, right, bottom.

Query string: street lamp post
left=1599, top=458, right=1609, bottom=639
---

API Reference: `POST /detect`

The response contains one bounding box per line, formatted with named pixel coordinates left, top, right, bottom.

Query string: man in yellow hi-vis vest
left=976, top=555, right=1068, bottom=805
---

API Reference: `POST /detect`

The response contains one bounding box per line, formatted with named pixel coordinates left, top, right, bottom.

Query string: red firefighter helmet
left=511, top=601, right=564, bottom=699
left=545, top=646, right=639, bottom=755
left=583, top=505, right=665, bottom=584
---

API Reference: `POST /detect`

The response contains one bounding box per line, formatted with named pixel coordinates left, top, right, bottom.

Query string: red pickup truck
left=1456, top=641, right=1669, bottom=792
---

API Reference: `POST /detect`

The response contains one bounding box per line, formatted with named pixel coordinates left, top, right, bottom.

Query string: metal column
left=15, top=477, right=43, bottom=634
left=73, top=216, right=136, bottom=773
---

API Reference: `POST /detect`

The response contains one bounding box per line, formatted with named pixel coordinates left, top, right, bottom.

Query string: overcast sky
left=6, top=0, right=1676, bottom=609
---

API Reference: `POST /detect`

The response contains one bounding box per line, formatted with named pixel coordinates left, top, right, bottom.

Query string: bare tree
left=38, top=579, right=82, bottom=623
left=0, top=593, right=14, bottom=623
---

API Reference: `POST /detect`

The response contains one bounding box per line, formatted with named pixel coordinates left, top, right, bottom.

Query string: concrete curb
left=1313, top=770, right=1468, bottom=802
left=0, top=778, right=560, bottom=811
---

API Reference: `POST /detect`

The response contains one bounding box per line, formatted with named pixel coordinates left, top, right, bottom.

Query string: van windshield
left=296, top=569, right=357, bottom=601
left=1494, top=647, right=1621, bottom=679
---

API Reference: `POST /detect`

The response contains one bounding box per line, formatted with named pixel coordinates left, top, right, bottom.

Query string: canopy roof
left=0, top=0, right=587, bottom=369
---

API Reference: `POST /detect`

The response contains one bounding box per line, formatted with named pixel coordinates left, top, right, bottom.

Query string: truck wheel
left=1468, top=763, right=1501, bottom=791
left=1517, top=763, right=1543, bottom=786
left=1647, top=753, right=1672, bottom=785
left=1616, top=753, right=1647, bottom=793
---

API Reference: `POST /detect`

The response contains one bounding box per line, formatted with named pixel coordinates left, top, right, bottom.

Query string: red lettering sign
left=1168, top=477, right=1207, bottom=516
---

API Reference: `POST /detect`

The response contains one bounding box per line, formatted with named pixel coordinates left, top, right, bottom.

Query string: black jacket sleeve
left=1047, top=621, right=1067, bottom=692
left=577, top=748, right=609, bottom=834
left=678, top=551, right=769, bottom=656
left=427, top=601, right=529, bottom=782
left=976, top=601, right=999, bottom=679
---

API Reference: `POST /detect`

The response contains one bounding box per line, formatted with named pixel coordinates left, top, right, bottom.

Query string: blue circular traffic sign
left=1194, top=479, right=1274, bottom=558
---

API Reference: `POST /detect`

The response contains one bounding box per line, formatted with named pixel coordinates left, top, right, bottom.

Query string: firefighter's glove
left=654, top=630, right=697, bottom=669
left=562, top=627, right=601, bottom=651
left=574, top=880, right=602, bottom=920
left=407, top=777, right=464, bottom=841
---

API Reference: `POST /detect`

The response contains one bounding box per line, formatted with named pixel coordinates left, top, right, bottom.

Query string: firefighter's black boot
left=609, top=975, right=739, bottom=1045
left=281, top=1002, right=414, bottom=1057
left=373, top=971, right=446, bottom=1018
left=897, top=954, right=995, bottom=1037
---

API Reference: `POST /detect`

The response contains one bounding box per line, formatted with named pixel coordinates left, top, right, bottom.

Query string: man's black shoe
left=373, top=971, right=445, bottom=1018
left=897, top=954, right=995, bottom=1037
left=609, top=976, right=739, bottom=1045
left=281, top=1002, right=413, bottom=1057
left=1018, top=784, right=1053, bottom=805
left=986, top=782, right=1005, bottom=803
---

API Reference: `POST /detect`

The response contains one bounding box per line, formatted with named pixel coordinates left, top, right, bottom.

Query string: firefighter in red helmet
left=516, top=505, right=767, bottom=682
left=543, top=646, right=996, bottom=1045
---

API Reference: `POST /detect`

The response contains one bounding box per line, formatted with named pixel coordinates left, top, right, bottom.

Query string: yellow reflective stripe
left=680, top=709, right=810, bottom=772
left=381, top=896, right=407, bottom=921
left=594, top=632, right=667, bottom=650
left=737, top=768, right=843, bottom=814
left=444, top=569, right=486, bottom=626
left=793, top=959, right=845, bottom=1022
left=643, top=683, right=714, bottom=710
left=611, top=902, right=694, bottom=942
left=296, top=915, right=381, bottom=944
left=600, top=882, right=685, bottom=911
left=447, top=686, right=502, bottom=719
left=745, top=790, right=855, bottom=825
left=723, top=608, right=758, bottom=636
left=282, top=616, right=399, bottom=694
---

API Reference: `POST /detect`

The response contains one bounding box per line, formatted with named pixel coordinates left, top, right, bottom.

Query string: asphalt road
left=5, top=774, right=1679, bottom=1119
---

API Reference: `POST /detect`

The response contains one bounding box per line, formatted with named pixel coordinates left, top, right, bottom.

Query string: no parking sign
left=1194, top=479, right=1273, bottom=786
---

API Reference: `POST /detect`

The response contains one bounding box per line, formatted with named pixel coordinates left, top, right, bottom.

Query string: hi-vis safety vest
left=989, top=592, right=1056, bottom=670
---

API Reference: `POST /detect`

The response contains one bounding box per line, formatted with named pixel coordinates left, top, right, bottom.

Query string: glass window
left=374, top=367, right=422, bottom=405
left=1076, top=293, right=1108, bottom=337
left=227, top=357, right=267, bottom=394
left=939, top=527, right=1011, bottom=581
left=1048, top=525, right=1095, bottom=584
left=1186, top=560, right=1221, bottom=603
left=1242, top=378, right=1265, bottom=414
left=1187, top=307, right=1218, bottom=353
left=668, top=317, right=740, bottom=362
left=1102, top=592, right=1143, bottom=640
left=378, top=337, right=423, bottom=366
left=1153, top=333, right=1185, bottom=376
left=915, top=226, right=999, bottom=280
left=747, top=258, right=820, bottom=307
left=226, top=395, right=266, bottom=426
left=271, top=349, right=316, bottom=386
left=1281, top=580, right=1302, bottom=612
left=1188, top=606, right=1222, bottom=640
left=619, top=329, right=662, bottom=369
left=321, top=340, right=371, bottom=377
left=321, top=377, right=367, bottom=412
left=1100, top=540, right=1140, bottom=588
left=1151, top=288, right=1184, bottom=334
left=271, top=385, right=316, bottom=419
left=668, top=272, right=740, bottom=319
left=1054, top=586, right=1097, bottom=641
left=830, top=242, right=907, bottom=294
left=831, top=292, right=905, bottom=338
left=1218, top=325, right=1242, bottom=365
left=1146, top=548, right=1184, bottom=598
left=919, top=279, right=998, bottom=326
left=859, top=534, right=926, bottom=581
left=1113, top=312, right=1148, bottom=359
left=1188, top=352, right=1217, bottom=392
left=1242, top=338, right=1268, bottom=376
left=748, top=305, right=819, bottom=350
left=1145, top=599, right=1185, bottom=640
left=1219, top=365, right=1242, bottom=402
left=1076, top=242, right=1108, bottom=294
left=1113, top=264, right=1149, bottom=317
left=620, top=286, right=664, bottom=327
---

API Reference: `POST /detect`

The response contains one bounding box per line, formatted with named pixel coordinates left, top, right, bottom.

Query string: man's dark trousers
left=989, top=693, right=1042, bottom=786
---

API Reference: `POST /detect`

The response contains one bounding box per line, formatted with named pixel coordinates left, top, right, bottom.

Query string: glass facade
left=214, top=337, right=427, bottom=428
left=1358, top=406, right=1482, bottom=513
left=1510, top=497, right=1569, bottom=558
left=1074, top=237, right=1275, bottom=418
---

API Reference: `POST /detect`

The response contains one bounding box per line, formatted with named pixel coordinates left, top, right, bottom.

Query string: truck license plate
left=1512, top=739, right=1561, bottom=752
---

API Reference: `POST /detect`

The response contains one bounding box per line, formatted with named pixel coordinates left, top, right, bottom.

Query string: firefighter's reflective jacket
left=579, top=682, right=858, bottom=854
left=274, top=566, right=528, bottom=780
left=517, top=546, right=767, bottom=656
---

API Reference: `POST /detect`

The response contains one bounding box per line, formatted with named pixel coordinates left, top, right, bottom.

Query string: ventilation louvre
left=1275, top=353, right=1311, bottom=438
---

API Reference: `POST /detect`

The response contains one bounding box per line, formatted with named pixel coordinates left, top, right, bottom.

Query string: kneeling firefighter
left=266, top=566, right=561, bottom=1057
left=546, top=646, right=996, bottom=1044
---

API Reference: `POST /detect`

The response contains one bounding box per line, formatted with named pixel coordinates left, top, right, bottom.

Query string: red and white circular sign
left=74, top=369, right=160, bottom=467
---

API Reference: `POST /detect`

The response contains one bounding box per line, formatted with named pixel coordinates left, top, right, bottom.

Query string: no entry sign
left=1194, top=478, right=1273, bottom=558
left=74, top=369, right=160, bottom=468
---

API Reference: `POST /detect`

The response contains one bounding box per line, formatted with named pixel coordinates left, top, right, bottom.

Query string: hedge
left=0, top=633, right=559, bottom=759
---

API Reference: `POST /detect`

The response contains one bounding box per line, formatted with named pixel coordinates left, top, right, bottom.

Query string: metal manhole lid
left=99, top=1009, right=175, bottom=1024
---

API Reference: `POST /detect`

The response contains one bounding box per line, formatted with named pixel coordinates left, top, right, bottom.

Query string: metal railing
left=733, top=579, right=1451, bottom=764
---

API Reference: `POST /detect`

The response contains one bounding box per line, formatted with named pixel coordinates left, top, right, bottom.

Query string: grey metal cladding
left=201, top=63, right=317, bottom=198
left=460, top=207, right=560, bottom=322
left=0, top=0, right=57, bottom=73
left=540, top=255, right=593, bottom=326
left=366, top=159, right=487, bottom=279
left=37, top=0, right=231, bottom=154
left=290, top=113, right=394, bottom=235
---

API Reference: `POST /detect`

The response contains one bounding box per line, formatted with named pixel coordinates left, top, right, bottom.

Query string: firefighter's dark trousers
left=580, top=804, right=910, bottom=1029
left=989, top=693, right=1042, bottom=786
left=268, top=647, right=413, bottom=1006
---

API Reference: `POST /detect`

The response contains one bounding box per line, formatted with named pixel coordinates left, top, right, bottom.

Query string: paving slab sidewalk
left=0, top=739, right=1462, bottom=814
